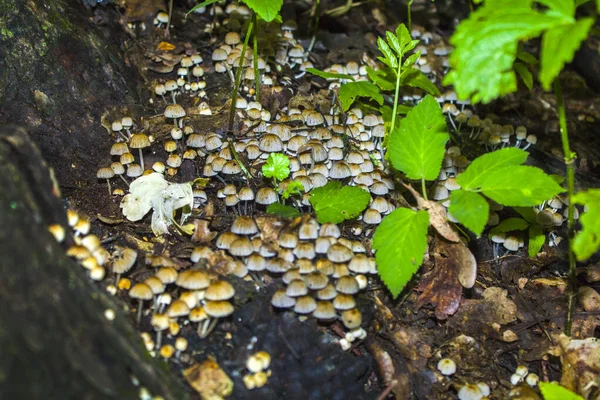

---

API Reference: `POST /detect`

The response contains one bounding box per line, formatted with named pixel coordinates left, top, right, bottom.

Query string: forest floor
left=60, top=1, right=600, bottom=399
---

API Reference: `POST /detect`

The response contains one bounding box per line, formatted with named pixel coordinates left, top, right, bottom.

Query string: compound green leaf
left=306, top=68, right=355, bottom=81
left=400, top=68, right=441, bottom=96
left=242, top=0, right=283, bottom=22
left=378, top=37, right=398, bottom=69
left=489, top=217, right=530, bottom=236
left=281, top=180, right=304, bottom=200
left=262, top=152, right=290, bottom=181
left=539, top=382, right=584, bottom=400
left=481, top=165, right=564, bottom=207
left=536, top=0, right=575, bottom=18
left=443, top=1, right=563, bottom=103
left=540, top=17, right=594, bottom=90
left=449, top=190, right=489, bottom=237
left=373, top=208, right=429, bottom=298
left=388, top=95, right=449, bottom=181
left=385, top=31, right=403, bottom=57
left=267, top=203, right=300, bottom=218
left=528, top=224, right=546, bottom=257
left=457, top=148, right=529, bottom=190
left=338, top=81, right=383, bottom=112
left=572, top=189, right=600, bottom=261
left=309, top=181, right=370, bottom=224
left=396, top=24, right=418, bottom=53
left=367, top=66, right=396, bottom=91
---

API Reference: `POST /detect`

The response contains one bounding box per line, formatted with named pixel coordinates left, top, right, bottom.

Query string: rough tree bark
left=0, top=0, right=186, bottom=398
left=0, top=125, right=187, bottom=399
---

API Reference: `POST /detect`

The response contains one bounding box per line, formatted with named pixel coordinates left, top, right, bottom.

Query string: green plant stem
left=553, top=79, right=577, bottom=336
left=390, top=55, right=403, bottom=135
left=407, top=0, right=414, bottom=32
left=307, top=0, right=321, bottom=55
left=252, top=14, right=260, bottom=103
left=228, top=17, right=254, bottom=132
left=421, top=177, right=428, bottom=200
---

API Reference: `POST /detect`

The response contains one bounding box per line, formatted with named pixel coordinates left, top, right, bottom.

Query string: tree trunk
left=0, top=125, right=187, bottom=399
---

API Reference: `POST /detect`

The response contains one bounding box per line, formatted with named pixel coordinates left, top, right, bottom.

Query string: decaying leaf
left=183, top=358, right=233, bottom=400
left=125, top=233, right=155, bottom=253
left=450, top=287, right=519, bottom=334
left=415, top=239, right=476, bottom=319
left=554, top=334, right=600, bottom=399
left=389, top=324, right=432, bottom=369
left=403, top=183, right=460, bottom=242
left=192, top=219, right=218, bottom=244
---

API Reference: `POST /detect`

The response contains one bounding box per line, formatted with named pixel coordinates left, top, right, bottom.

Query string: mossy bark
left=0, top=125, right=187, bottom=400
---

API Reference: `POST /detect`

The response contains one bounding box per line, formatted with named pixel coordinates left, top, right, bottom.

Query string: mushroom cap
left=129, top=283, right=153, bottom=300
left=313, top=301, right=336, bottom=320
left=129, top=133, right=151, bottom=149
left=333, top=294, right=356, bottom=310
left=229, top=237, right=254, bottom=257
left=167, top=300, right=190, bottom=318
left=336, top=276, right=360, bottom=295
left=271, top=289, right=296, bottom=308
left=151, top=313, right=170, bottom=331
left=305, top=272, right=329, bottom=290
left=205, top=280, right=236, bottom=301
left=175, top=270, right=210, bottom=290
left=316, top=283, right=337, bottom=301
left=286, top=279, right=308, bottom=297
left=293, top=296, right=317, bottom=314
left=164, top=104, right=186, bottom=119
left=341, top=309, right=362, bottom=329
left=97, top=167, right=115, bottom=179
left=327, top=243, right=354, bottom=263
left=144, top=276, right=166, bottom=294
left=204, top=300, right=234, bottom=318
left=231, top=216, right=258, bottom=236
left=189, top=306, right=209, bottom=322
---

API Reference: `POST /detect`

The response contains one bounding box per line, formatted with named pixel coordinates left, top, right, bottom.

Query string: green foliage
left=444, top=0, right=595, bottom=103
left=187, top=0, right=221, bottom=16
left=338, top=82, right=383, bottom=112
left=373, top=208, right=430, bottom=298
left=281, top=181, right=305, bottom=200
left=306, top=68, right=355, bottom=81
left=457, top=147, right=529, bottom=190
left=539, top=382, right=584, bottom=400
left=449, top=190, right=489, bottom=236
left=188, top=0, right=283, bottom=21
left=266, top=203, right=301, bottom=218
left=528, top=225, right=546, bottom=257
left=388, top=95, right=449, bottom=181
left=488, top=210, right=547, bottom=257
left=309, top=181, right=370, bottom=224
left=489, top=217, right=531, bottom=234
left=262, top=153, right=290, bottom=182
left=572, top=189, right=600, bottom=260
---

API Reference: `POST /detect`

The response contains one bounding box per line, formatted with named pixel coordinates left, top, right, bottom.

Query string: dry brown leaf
left=191, top=219, right=217, bottom=244
left=449, top=287, right=518, bottom=334
left=389, top=324, right=432, bottom=369
left=403, top=183, right=460, bottom=242
left=555, top=334, right=600, bottom=399
left=156, top=41, right=176, bottom=52
left=183, top=358, right=233, bottom=400
left=415, top=240, right=471, bottom=319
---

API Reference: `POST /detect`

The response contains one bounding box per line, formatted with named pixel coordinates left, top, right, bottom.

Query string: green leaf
left=536, top=0, right=575, bottom=18
left=380, top=104, right=412, bottom=127
left=572, top=189, right=600, bottom=261
left=514, top=207, right=538, bottom=224
left=262, top=152, right=290, bottom=181
left=539, top=382, right=584, bottom=400
left=517, top=49, right=539, bottom=65
left=400, top=68, right=441, bottom=96
left=377, top=37, right=398, bottom=69
left=338, top=81, right=384, bottom=112
left=528, top=224, right=546, bottom=257
left=396, top=24, right=418, bottom=53
left=241, top=0, right=283, bottom=22
left=187, top=0, right=222, bottom=17
left=306, top=67, right=355, bottom=81
left=403, top=51, right=421, bottom=68
left=373, top=208, right=430, bottom=298
left=443, top=1, right=564, bottom=103
left=281, top=180, right=305, bottom=200
left=367, top=66, right=396, bottom=91
left=539, top=18, right=594, bottom=90
left=457, top=148, right=529, bottom=190
left=514, top=62, right=534, bottom=90
left=267, top=203, right=301, bottom=218
left=309, top=181, right=371, bottom=224
left=388, top=95, right=449, bottom=181
left=449, top=190, right=490, bottom=236
left=489, top=217, right=530, bottom=236
left=480, top=166, right=564, bottom=207
left=385, top=31, right=403, bottom=57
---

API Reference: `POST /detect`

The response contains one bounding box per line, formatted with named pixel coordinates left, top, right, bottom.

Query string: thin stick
left=554, top=79, right=577, bottom=336
left=252, top=14, right=260, bottom=103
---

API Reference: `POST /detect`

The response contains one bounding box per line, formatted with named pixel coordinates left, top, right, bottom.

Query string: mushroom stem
left=156, top=330, right=163, bottom=350
left=161, top=94, right=167, bottom=104
left=172, top=92, right=177, bottom=104
left=118, top=174, right=130, bottom=187
left=138, top=148, right=145, bottom=171
left=105, top=179, right=112, bottom=196
left=137, top=300, right=143, bottom=324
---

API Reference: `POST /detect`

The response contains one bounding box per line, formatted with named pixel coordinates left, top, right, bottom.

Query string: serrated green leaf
left=386, top=31, right=403, bottom=56
left=449, top=190, right=490, bottom=236
left=403, top=51, right=421, bottom=68
left=400, top=68, right=441, bottom=96
left=528, top=224, right=546, bottom=257
left=262, top=152, right=290, bottom=181
left=539, top=382, right=584, bottom=400
left=443, top=1, right=563, bottom=103
left=489, top=217, right=530, bottom=236
left=517, top=49, right=539, bottom=65
left=481, top=166, right=564, bottom=207
left=457, top=148, right=529, bottom=190
left=281, top=180, right=304, bottom=200
left=572, top=189, right=600, bottom=261
left=514, top=207, right=538, bottom=224
left=373, top=208, right=429, bottom=298
left=309, top=182, right=371, bottom=224
left=378, top=37, right=398, bottom=69
left=241, top=0, right=283, bottom=22
left=537, top=0, right=575, bottom=18
left=338, top=81, right=384, bottom=112
left=267, top=203, right=301, bottom=218
left=388, top=95, right=449, bottom=181
left=539, top=18, right=594, bottom=90
left=514, top=62, right=534, bottom=90
left=367, top=66, right=396, bottom=91
left=187, top=0, right=221, bottom=17
left=306, top=67, right=355, bottom=81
